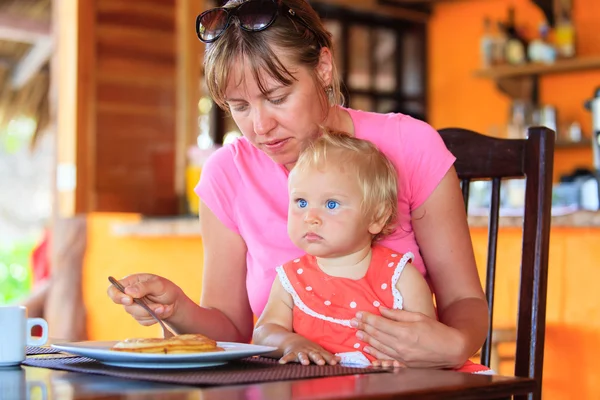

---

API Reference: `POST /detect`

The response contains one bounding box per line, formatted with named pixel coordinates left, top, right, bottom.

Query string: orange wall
left=470, top=227, right=600, bottom=400
left=82, top=213, right=204, bottom=341
left=429, top=2, right=600, bottom=397
left=429, top=0, right=600, bottom=181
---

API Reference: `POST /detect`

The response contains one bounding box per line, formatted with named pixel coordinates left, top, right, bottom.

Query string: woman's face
left=223, top=51, right=332, bottom=170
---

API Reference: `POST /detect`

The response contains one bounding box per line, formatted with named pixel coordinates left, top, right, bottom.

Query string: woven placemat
left=26, top=346, right=62, bottom=355
left=23, top=356, right=387, bottom=386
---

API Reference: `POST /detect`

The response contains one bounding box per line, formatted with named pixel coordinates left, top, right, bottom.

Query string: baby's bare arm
left=253, top=278, right=293, bottom=344
left=396, top=262, right=437, bottom=319
left=253, top=277, right=298, bottom=356
left=253, top=277, right=339, bottom=365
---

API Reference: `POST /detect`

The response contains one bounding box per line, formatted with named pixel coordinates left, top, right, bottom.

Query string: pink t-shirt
left=195, top=108, right=456, bottom=317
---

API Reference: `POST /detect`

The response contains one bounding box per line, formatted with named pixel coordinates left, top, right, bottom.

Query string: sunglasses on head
left=196, top=0, right=319, bottom=44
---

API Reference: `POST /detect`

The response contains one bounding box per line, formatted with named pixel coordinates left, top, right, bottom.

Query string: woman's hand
left=351, top=307, right=468, bottom=369
left=279, top=336, right=340, bottom=366
left=107, top=274, right=187, bottom=326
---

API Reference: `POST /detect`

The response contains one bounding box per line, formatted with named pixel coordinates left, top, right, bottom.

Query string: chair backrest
left=438, top=126, right=554, bottom=400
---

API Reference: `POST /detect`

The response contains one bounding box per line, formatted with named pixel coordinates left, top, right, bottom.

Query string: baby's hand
left=279, top=337, right=340, bottom=366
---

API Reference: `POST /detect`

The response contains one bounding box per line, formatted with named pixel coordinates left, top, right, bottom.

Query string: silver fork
left=108, top=276, right=175, bottom=339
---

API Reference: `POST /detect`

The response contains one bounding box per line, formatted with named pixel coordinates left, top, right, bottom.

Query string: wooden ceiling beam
left=10, top=37, right=53, bottom=89
left=0, top=12, right=51, bottom=43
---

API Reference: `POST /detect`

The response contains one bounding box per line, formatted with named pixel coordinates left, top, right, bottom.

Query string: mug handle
left=27, top=318, right=49, bottom=346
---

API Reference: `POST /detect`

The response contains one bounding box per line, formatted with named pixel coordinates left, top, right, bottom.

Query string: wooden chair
left=438, top=126, right=555, bottom=400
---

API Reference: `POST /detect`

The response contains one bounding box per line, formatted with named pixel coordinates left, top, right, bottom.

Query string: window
left=314, top=2, right=428, bottom=121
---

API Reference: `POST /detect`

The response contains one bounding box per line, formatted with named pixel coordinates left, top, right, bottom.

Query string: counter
left=108, top=210, right=600, bottom=237
left=468, top=209, right=600, bottom=227
left=111, top=216, right=201, bottom=237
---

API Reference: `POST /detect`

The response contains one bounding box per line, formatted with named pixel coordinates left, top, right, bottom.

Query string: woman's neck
left=284, top=106, right=355, bottom=171
left=316, top=243, right=372, bottom=280
left=324, top=105, right=354, bottom=136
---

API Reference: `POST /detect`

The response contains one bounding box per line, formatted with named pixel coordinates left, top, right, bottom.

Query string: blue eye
left=326, top=200, right=339, bottom=210
left=296, top=199, right=308, bottom=208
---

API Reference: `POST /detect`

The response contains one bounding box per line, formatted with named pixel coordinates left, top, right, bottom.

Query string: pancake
left=111, top=333, right=225, bottom=354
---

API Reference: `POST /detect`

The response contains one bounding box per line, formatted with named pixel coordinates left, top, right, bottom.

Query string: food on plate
left=111, top=333, right=225, bottom=354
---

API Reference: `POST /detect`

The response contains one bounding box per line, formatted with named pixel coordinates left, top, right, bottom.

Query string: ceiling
left=0, top=0, right=51, bottom=143
left=0, top=0, right=51, bottom=89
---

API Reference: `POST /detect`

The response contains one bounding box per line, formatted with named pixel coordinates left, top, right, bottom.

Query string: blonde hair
left=203, top=0, right=344, bottom=113
left=293, top=129, right=398, bottom=240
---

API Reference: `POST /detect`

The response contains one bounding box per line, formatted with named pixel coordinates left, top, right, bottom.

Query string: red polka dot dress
left=277, top=245, right=411, bottom=359
left=276, top=244, right=491, bottom=374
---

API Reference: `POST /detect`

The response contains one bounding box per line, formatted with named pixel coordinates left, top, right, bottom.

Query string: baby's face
left=287, top=162, right=375, bottom=258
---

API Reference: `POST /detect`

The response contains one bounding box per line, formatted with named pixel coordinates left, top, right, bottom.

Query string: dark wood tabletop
left=6, top=364, right=536, bottom=400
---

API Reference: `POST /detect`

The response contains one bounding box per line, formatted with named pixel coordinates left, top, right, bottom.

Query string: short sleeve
left=194, top=145, right=241, bottom=234
left=397, top=117, right=456, bottom=210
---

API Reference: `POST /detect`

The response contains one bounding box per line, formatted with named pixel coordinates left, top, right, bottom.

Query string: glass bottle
left=555, top=10, right=576, bottom=58
left=503, top=7, right=527, bottom=65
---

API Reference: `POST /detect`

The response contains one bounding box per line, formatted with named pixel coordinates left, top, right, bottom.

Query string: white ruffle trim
left=473, top=369, right=496, bottom=375
left=276, top=266, right=352, bottom=327
left=335, top=351, right=371, bottom=367
left=390, top=252, right=414, bottom=310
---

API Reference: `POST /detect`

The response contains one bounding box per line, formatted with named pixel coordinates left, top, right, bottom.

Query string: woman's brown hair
left=203, top=0, right=344, bottom=114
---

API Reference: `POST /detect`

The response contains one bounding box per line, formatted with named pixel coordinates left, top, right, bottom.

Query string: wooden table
left=6, top=365, right=536, bottom=399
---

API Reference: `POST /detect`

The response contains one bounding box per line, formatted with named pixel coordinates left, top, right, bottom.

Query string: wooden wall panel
left=55, top=0, right=204, bottom=216
left=96, top=82, right=175, bottom=108
left=95, top=112, right=175, bottom=141
left=93, top=0, right=178, bottom=215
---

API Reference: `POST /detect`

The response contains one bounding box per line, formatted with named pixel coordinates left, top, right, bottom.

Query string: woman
left=107, top=0, right=488, bottom=369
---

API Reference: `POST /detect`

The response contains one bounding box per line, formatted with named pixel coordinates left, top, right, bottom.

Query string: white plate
left=51, top=341, right=277, bottom=369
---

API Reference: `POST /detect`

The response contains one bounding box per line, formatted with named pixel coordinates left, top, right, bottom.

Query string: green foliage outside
left=0, top=117, right=38, bottom=304
left=0, top=241, right=34, bottom=305
left=0, top=117, right=37, bottom=154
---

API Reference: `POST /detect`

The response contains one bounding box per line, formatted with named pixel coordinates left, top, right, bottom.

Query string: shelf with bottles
left=474, top=55, right=600, bottom=100
left=555, top=137, right=592, bottom=149
left=474, top=55, right=600, bottom=80
left=474, top=3, right=586, bottom=101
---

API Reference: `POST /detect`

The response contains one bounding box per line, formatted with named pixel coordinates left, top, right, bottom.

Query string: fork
left=108, top=276, right=176, bottom=339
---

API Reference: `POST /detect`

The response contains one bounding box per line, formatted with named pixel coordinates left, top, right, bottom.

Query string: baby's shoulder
left=372, top=245, right=413, bottom=265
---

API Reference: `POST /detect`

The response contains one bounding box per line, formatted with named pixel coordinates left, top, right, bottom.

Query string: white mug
left=0, top=306, right=48, bottom=366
